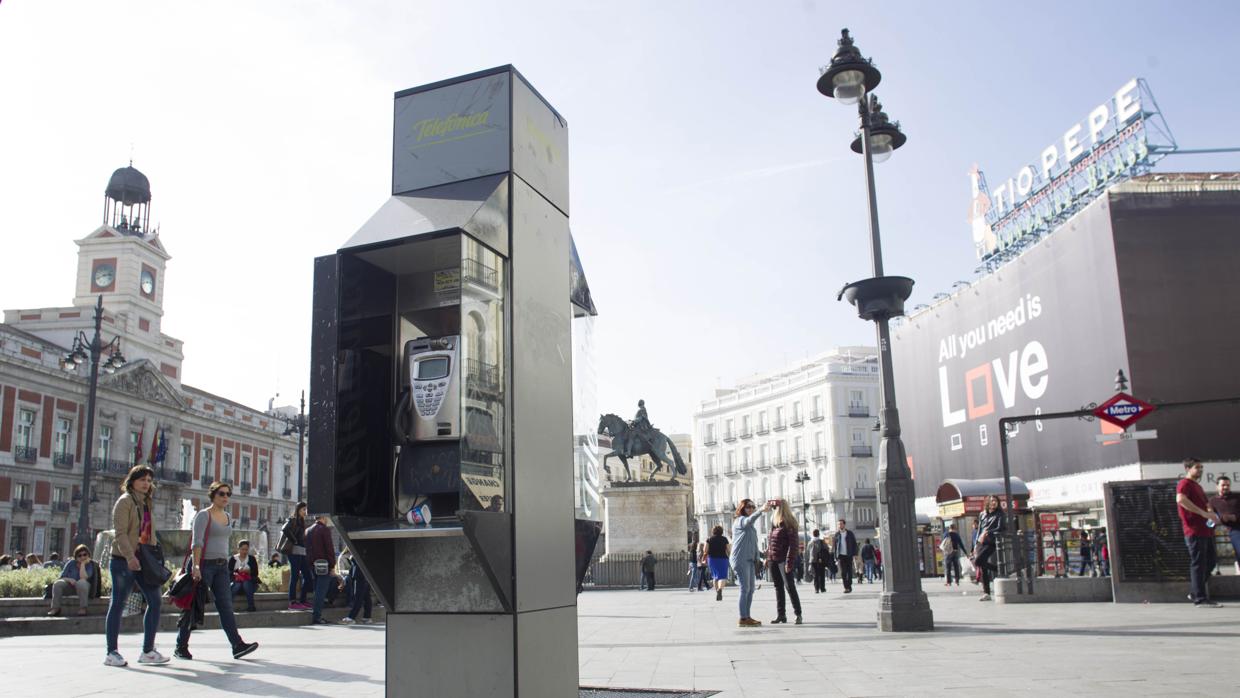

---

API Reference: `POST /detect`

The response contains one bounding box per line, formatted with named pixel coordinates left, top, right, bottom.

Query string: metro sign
left=1093, top=392, right=1156, bottom=429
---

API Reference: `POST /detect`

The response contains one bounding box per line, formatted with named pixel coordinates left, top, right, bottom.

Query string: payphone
left=394, top=336, right=461, bottom=442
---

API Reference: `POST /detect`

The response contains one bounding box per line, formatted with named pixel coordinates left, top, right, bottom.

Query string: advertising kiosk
left=309, top=66, right=581, bottom=697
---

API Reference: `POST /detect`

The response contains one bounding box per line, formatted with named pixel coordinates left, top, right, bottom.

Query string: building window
left=792, top=402, right=802, bottom=422
left=705, top=423, right=715, bottom=441
left=9, top=526, right=28, bottom=554
left=724, top=419, right=733, bottom=437
left=49, top=528, right=65, bottom=559
left=812, top=395, right=821, bottom=416
left=180, top=444, right=192, bottom=473
left=759, top=443, right=768, bottom=463
left=707, top=453, right=716, bottom=475
left=777, top=441, right=786, bottom=461
left=743, top=447, right=751, bottom=466
left=242, top=455, right=252, bottom=481
left=222, top=452, right=234, bottom=481
left=741, top=415, right=750, bottom=433
left=98, top=426, right=113, bottom=462
left=259, top=458, right=269, bottom=485
left=53, top=487, right=67, bottom=503
left=758, top=412, right=767, bottom=430
left=726, top=451, right=734, bottom=467
left=129, top=430, right=141, bottom=463
left=54, top=418, right=72, bottom=457
left=793, top=437, right=803, bottom=461
left=775, top=406, right=784, bottom=424
left=203, top=447, right=215, bottom=478
left=16, top=408, right=36, bottom=449
left=15, top=483, right=30, bottom=501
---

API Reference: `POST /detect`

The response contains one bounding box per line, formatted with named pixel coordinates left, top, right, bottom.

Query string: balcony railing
left=200, top=475, right=214, bottom=487
left=53, top=452, right=75, bottom=469
left=756, top=459, right=772, bottom=471
left=810, top=411, right=825, bottom=422
left=703, top=468, right=718, bottom=480
left=739, top=429, right=753, bottom=439
left=756, top=424, right=770, bottom=435
left=15, top=498, right=33, bottom=511
left=739, top=461, right=754, bottom=473
left=13, top=445, right=38, bottom=464
left=723, top=463, right=737, bottom=475
left=154, top=468, right=191, bottom=484
left=790, top=416, right=804, bottom=427
left=703, top=435, right=718, bottom=446
left=772, top=458, right=789, bottom=469
left=773, top=419, right=787, bottom=431
left=722, top=431, right=737, bottom=442
left=465, top=358, right=502, bottom=394
left=851, top=445, right=873, bottom=457
left=240, top=482, right=252, bottom=494
left=791, top=453, right=807, bottom=465
left=53, top=501, right=71, bottom=513
left=463, top=257, right=499, bottom=290
left=812, top=448, right=827, bottom=462
left=853, top=487, right=877, bottom=499
left=283, top=487, right=293, bottom=499
left=259, top=484, right=270, bottom=497
left=92, top=458, right=133, bottom=476
left=848, top=403, right=871, bottom=417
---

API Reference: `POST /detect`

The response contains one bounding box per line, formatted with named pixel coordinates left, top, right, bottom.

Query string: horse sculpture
left=597, top=413, right=688, bottom=483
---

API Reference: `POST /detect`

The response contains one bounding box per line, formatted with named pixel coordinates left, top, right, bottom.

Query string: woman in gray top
left=174, top=481, right=259, bottom=660
left=729, top=498, right=774, bottom=627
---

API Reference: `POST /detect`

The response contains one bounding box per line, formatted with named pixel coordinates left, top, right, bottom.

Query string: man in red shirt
left=1208, top=475, right=1240, bottom=576
left=1175, top=458, right=1222, bottom=607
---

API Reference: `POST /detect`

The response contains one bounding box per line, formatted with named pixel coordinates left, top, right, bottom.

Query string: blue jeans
left=312, top=570, right=332, bottom=622
left=863, top=559, right=877, bottom=582
left=231, top=578, right=257, bottom=609
left=287, top=553, right=312, bottom=602
left=177, top=560, right=244, bottom=649
left=945, top=554, right=962, bottom=584
left=735, top=558, right=756, bottom=620
left=1186, top=535, right=1212, bottom=603
left=105, top=557, right=163, bottom=654
left=688, top=563, right=702, bottom=590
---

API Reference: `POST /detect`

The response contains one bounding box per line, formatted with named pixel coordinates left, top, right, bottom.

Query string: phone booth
left=309, top=66, right=582, bottom=697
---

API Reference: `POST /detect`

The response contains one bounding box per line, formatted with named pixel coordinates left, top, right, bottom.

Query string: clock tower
left=66, top=164, right=184, bottom=382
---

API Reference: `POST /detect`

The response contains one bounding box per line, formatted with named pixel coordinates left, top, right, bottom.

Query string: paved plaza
left=4, top=580, right=1238, bottom=696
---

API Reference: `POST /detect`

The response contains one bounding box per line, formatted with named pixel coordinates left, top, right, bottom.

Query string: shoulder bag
left=137, top=505, right=172, bottom=587
left=168, top=511, right=211, bottom=610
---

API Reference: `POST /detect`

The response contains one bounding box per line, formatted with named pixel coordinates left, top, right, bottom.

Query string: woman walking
left=174, top=482, right=259, bottom=660
left=104, top=465, right=169, bottom=667
left=705, top=525, right=730, bottom=601
left=729, top=498, right=773, bottom=627
left=766, top=500, right=803, bottom=624
left=973, top=494, right=1005, bottom=601
left=281, top=502, right=312, bottom=610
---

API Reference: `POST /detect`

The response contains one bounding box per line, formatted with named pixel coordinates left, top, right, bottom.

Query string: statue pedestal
left=603, top=482, right=688, bottom=555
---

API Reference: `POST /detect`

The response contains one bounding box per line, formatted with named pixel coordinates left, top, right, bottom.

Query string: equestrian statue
left=597, top=399, right=688, bottom=483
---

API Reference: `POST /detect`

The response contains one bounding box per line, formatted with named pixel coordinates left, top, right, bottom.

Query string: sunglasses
left=76, top=553, right=89, bottom=558
left=216, top=491, right=232, bottom=498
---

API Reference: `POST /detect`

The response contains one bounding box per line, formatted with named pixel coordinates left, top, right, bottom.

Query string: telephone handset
left=393, top=335, right=461, bottom=444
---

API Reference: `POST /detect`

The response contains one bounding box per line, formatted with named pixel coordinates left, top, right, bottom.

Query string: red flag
left=134, top=424, right=145, bottom=465
left=147, top=427, right=159, bottom=465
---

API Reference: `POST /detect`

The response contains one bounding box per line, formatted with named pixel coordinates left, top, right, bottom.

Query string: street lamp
left=279, top=390, right=307, bottom=501
left=62, top=295, right=126, bottom=547
left=795, top=470, right=811, bottom=548
left=820, top=28, right=933, bottom=632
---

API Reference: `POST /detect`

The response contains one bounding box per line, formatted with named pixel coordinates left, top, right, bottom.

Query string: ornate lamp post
left=795, top=470, right=811, bottom=548
left=280, top=391, right=307, bottom=501
left=62, top=295, right=126, bottom=546
left=818, top=28, right=933, bottom=631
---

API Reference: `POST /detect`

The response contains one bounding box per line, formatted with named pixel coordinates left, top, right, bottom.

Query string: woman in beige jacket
left=103, top=465, right=170, bottom=667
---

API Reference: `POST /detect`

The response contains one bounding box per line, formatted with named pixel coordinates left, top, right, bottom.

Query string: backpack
left=939, top=535, right=954, bottom=555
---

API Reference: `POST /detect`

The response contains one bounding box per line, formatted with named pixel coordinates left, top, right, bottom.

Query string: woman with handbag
left=174, top=481, right=259, bottom=661
left=280, top=502, right=312, bottom=611
left=972, top=495, right=1005, bottom=601
left=104, top=465, right=170, bottom=667
left=229, top=540, right=260, bottom=612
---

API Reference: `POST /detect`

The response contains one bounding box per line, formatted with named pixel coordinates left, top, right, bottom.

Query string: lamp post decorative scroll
left=819, top=28, right=933, bottom=632
left=62, top=295, right=126, bottom=546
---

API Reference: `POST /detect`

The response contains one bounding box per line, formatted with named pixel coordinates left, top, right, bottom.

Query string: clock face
left=93, top=263, right=116, bottom=288
left=140, top=270, right=155, bottom=295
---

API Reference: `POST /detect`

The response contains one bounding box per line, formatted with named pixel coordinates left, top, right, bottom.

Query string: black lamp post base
left=877, top=590, right=934, bottom=632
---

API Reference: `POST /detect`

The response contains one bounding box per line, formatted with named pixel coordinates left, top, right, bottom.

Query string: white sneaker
left=138, top=649, right=171, bottom=665
left=978, top=594, right=992, bottom=602
left=104, top=651, right=127, bottom=667
left=339, top=616, right=356, bottom=624
left=360, top=618, right=374, bottom=625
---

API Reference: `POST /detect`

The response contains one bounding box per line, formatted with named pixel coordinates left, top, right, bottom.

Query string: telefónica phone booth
left=309, top=66, right=598, bottom=697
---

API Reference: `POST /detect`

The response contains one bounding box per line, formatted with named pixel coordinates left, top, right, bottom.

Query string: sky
left=2, top=1, right=1238, bottom=434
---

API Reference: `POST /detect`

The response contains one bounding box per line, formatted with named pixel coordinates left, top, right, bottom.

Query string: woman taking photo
left=973, top=494, right=1005, bottom=601
left=174, top=482, right=259, bottom=660
left=705, top=525, right=730, bottom=602
left=729, top=498, right=773, bottom=627
left=766, top=500, right=803, bottom=624
left=281, top=502, right=312, bottom=610
left=104, top=465, right=169, bottom=667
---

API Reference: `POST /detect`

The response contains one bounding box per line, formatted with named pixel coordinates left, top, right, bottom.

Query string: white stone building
left=692, top=347, right=882, bottom=543
left=0, top=165, right=303, bottom=560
